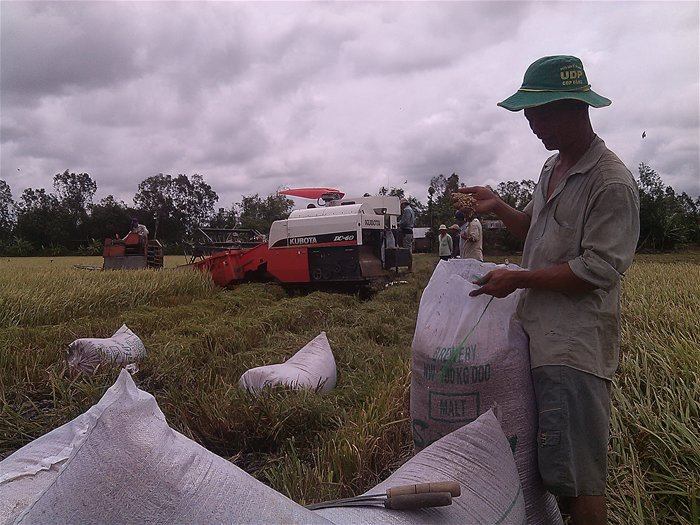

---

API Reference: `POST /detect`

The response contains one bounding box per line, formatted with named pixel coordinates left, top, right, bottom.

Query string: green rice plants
left=0, top=262, right=217, bottom=328
left=609, top=259, right=700, bottom=525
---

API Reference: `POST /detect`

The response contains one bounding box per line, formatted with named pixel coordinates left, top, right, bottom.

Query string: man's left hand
left=470, top=269, right=520, bottom=298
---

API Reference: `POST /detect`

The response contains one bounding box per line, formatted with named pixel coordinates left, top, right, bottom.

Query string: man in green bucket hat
left=455, top=55, right=640, bottom=524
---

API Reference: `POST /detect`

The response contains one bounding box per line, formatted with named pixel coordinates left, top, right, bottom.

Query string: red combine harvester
left=186, top=228, right=268, bottom=286
left=191, top=189, right=411, bottom=288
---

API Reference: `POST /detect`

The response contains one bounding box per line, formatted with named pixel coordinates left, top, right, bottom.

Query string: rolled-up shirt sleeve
left=568, top=182, right=640, bottom=291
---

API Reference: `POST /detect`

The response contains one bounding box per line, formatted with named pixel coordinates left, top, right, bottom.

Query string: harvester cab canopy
left=269, top=202, right=381, bottom=249
left=326, top=195, right=402, bottom=217
left=278, top=187, right=346, bottom=207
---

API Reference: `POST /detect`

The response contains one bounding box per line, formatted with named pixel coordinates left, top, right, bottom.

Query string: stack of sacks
left=239, top=332, right=337, bottom=394
left=66, top=324, right=146, bottom=374
left=0, top=371, right=526, bottom=525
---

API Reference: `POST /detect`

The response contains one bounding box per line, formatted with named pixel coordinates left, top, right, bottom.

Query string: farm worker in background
left=397, top=197, right=415, bottom=272
left=125, top=218, right=149, bottom=249
left=460, top=208, right=483, bottom=261
left=455, top=55, right=640, bottom=525
left=448, top=223, right=461, bottom=258
left=454, top=210, right=466, bottom=257
left=437, top=224, right=453, bottom=261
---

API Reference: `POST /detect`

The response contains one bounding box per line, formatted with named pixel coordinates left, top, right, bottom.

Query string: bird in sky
left=642, top=131, right=647, bottom=138
left=403, top=180, right=408, bottom=184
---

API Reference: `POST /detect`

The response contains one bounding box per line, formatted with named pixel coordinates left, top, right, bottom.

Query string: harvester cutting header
left=192, top=188, right=412, bottom=288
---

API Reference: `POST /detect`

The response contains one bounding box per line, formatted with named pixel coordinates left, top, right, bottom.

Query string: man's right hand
left=454, top=186, right=502, bottom=215
left=454, top=185, right=532, bottom=242
left=469, top=269, right=521, bottom=298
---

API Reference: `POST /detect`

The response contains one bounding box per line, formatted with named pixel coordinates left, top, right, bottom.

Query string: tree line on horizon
left=0, top=163, right=698, bottom=257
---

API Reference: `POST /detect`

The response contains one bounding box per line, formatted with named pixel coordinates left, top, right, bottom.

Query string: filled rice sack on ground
left=315, top=409, right=526, bottom=525
left=0, top=401, right=101, bottom=524
left=0, top=370, right=330, bottom=525
left=66, top=324, right=146, bottom=375
left=239, top=331, right=337, bottom=393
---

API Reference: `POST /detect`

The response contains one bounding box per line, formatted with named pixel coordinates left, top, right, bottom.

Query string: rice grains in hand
left=452, top=192, right=477, bottom=213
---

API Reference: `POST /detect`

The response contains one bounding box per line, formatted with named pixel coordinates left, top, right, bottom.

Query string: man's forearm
left=470, top=262, right=595, bottom=298
left=514, top=263, right=596, bottom=294
left=494, top=200, right=531, bottom=241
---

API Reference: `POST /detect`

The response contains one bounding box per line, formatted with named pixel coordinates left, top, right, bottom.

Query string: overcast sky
left=2, top=0, right=699, bottom=212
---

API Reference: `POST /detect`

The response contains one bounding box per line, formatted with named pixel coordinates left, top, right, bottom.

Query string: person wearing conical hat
left=454, top=56, right=640, bottom=524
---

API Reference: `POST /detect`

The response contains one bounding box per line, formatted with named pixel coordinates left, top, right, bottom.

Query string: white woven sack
left=410, top=259, right=562, bottom=525
left=66, top=324, right=146, bottom=374
left=0, top=407, right=100, bottom=524
left=239, top=331, right=337, bottom=393
left=3, top=370, right=331, bottom=525
left=316, top=409, right=526, bottom=525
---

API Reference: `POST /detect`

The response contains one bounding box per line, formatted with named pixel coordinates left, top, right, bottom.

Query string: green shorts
left=532, top=365, right=612, bottom=497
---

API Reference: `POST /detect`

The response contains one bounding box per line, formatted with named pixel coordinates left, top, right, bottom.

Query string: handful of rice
left=452, top=192, right=477, bottom=212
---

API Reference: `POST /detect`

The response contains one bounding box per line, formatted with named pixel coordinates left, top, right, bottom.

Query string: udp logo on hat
left=559, top=63, right=585, bottom=86
left=498, top=55, right=611, bottom=111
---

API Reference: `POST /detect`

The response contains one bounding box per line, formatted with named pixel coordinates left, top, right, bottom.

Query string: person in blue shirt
left=397, top=198, right=415, bottom=272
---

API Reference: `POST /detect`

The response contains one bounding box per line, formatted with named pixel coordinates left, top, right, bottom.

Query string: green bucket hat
left=498, top=55, right=611, bottom=111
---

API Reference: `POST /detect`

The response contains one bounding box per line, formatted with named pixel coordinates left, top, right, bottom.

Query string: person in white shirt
left=460, top=210, right=483, bottom=261
left=125, top=218, right=149, bottom=249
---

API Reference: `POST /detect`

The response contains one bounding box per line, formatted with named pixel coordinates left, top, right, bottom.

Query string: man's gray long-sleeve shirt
left=517, top=135, right=640, bottom=379
left=398, top=205, right=415, bottom=231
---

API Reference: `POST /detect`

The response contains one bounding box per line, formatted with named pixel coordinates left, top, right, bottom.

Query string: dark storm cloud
left=1, top=2, right=145, bottom=104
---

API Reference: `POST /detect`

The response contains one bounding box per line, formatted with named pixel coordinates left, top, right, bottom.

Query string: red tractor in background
left=103, top=232, right=164, bottom=270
